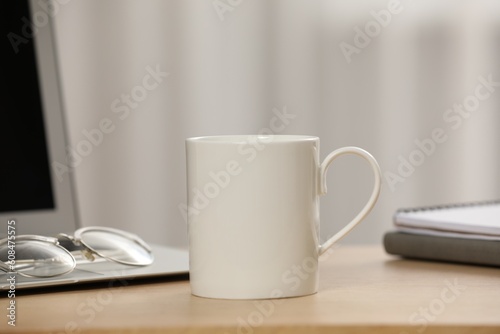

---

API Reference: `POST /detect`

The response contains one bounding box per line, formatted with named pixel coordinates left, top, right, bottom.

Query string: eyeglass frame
left=0, top=226, right=154, bottom=278
left=0, top=234, right=75, bottom=277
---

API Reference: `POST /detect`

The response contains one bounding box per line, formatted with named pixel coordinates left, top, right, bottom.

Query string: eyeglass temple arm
left=0, top=261, right=11, bottom=273
left=56, top=233, right=86, bottom=252
left=1, top=259, right=50, bottom=273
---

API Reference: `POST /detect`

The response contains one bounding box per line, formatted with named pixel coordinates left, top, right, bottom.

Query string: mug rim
left=186, top=135, right=318, bottom=144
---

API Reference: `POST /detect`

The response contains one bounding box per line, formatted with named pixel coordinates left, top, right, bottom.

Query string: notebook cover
left=383, top=231, right=500, bottom=267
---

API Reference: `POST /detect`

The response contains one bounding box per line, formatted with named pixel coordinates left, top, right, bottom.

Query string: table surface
left=1, top=246, right=499, bottom=334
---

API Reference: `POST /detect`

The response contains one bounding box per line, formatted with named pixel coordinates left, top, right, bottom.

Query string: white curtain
left=53, top=0, right=500, bottom=248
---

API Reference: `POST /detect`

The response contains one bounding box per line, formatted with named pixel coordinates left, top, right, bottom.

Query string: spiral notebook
left=384, top=200, right=500, bottom=267
left=394, top=200, right=500, bottom=239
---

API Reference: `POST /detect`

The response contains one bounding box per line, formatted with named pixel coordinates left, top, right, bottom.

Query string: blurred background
left=52, top=0, right=500, bottom=248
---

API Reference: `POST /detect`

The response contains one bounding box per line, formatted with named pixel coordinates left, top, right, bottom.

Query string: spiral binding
left=396, top=199, right=500, bottom=214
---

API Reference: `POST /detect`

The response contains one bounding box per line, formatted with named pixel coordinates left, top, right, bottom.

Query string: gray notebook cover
left=384, top=231, right=500, bottom=267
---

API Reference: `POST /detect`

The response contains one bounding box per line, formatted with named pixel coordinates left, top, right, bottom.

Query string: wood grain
left=1, top=246, right=499, bottom=333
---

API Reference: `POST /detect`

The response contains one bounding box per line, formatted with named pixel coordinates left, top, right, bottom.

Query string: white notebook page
left=394, top=204, right=500, bottom=236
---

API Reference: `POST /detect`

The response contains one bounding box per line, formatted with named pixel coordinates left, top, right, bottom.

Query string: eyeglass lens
left=0, top=240, right=75, bottom=278
left=78, top=229, right=153, bottom=266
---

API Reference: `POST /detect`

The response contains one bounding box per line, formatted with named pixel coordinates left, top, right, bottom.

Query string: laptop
left=0, top=0, right=188, bottom=289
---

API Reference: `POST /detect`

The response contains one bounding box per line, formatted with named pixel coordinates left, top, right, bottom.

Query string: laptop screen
left=0, top=0, right=78, bottom=236
left=1, top=0, right=55, bottom=213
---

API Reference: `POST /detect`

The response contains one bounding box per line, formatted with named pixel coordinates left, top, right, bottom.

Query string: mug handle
left=318, top=146, right=382, bottom=255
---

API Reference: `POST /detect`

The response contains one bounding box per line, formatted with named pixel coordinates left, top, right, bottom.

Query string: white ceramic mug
left=186, top=135, right=381, bottom=299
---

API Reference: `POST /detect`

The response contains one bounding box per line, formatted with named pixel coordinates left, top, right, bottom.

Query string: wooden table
left=2, top=246, right=499, bottom=333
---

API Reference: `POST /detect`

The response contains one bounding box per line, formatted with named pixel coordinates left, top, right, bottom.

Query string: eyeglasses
left=0, top=226, right=153, bottom=278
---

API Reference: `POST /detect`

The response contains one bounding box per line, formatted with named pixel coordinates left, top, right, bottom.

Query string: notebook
left=384, top=200, right=500, bottom=267
left=393, top=200, right=500, bottom=238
